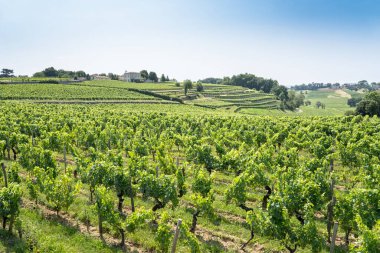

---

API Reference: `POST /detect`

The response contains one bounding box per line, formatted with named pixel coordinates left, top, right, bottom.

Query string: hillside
left=0, top=81, right=365, bottom=117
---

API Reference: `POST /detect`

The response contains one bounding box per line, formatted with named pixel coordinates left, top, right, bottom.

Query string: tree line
left=33, top=67, right=89, bottom=80
left=139, top=70, right=170, bottom=83
left=0, top=68, right=15, bottom=78
left=292, top=80, right=380, bottom=91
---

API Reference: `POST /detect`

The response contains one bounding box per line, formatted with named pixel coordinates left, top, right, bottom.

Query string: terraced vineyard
left=191, top=89, right=279, bottom=111
left=76, top=80, right=281, bottom=111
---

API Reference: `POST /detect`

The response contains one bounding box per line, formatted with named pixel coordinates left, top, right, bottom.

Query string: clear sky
left=1, top=0, right=380, bottom=86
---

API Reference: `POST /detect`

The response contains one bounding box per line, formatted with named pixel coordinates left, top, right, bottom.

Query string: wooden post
left=330, top=222, right=338, bottom=253
left=330, top=158, right=334, bottom=172
left=171, top=219, right=182, bottom=253
left=156, top=166, right=159, bottom=178
left=1, top=163, right=7, bottom=187
left=327, top=153, right=335, bottom=242
left=327, top=196, right=336, bottom=242
left=176, top=157, right=179, bottom=168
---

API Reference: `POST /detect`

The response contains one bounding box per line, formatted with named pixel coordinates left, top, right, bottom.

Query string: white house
left=121, top=71, right=141, bottom=82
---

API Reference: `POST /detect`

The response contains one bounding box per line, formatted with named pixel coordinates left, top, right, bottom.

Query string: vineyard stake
left=327, top=178, right=336, bottom=242
left=171, top=219, right=182, bottom=253
left=330, top=222, right=338, bottom=253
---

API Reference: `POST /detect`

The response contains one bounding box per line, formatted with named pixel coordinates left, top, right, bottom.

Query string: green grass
left=299, top=89, right=352, bottom=116
left=0, top=229, right=29, bottom=253
left=19, top=208, right=123, bottom=253
left=241, top=89, right=358, bottom=116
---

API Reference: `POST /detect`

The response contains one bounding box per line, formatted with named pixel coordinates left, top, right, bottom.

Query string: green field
left=298, top=89, right=352, bottom=116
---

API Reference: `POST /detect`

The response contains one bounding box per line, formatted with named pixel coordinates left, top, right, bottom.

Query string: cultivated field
left=0, top=81, right=378, bottom=253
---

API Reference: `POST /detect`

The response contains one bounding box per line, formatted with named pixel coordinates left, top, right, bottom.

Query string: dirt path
left=196, top=225, right=264, bottom=252
left=335, top=89, right=351, bottom=98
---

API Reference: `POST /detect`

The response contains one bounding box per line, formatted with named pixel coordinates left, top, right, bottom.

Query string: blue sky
left=1, top=0, right=380, bottom=85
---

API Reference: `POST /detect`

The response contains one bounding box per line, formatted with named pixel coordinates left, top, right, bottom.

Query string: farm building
left=121, top=71, right=141, bottom=82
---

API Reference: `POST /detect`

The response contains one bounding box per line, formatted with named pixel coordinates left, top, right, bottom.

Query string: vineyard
left=0, top=99, right=379, bottom=253
left=0, top=83, right=168, bottom=102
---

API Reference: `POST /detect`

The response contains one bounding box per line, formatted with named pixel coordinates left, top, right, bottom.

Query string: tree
left=160, top=74, right=166, bottom=82
left=1, top=69, right=14, bottom=77
left=200, top=77, right=222, bottom=84
left=149, top=72, right=158, bottom=82
left=140, top=70, right=149, bottom=80
left=32, top=68, right=87, bottom=79
left=272, top=85, right=289, bottom=101
left=76, top=70, right=86, bottom=77
left=356, top=91, right=380, bottom=116
left=196, top=82, right=204, bottom=92
left=108, top=73, right=118, bottom=80
left=33, top=72, right=45, bottom=78
left=183, top=80, right=193, bottom=96
left=43, top=67, right=58, bottom=77
left=222, top=73, right=279, bottom=93
left=348, top=97, right=362, bottom=107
